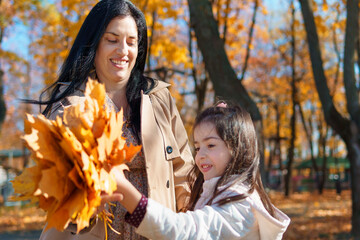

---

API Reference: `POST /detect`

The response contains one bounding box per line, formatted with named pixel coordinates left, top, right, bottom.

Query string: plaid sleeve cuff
left=124, top=194, right=148, bottom=228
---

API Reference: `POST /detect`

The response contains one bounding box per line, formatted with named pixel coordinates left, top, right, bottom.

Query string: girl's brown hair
left=186, top=102, right=275, bottom=217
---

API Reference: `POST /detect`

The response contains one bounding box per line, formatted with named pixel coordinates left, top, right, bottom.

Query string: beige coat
left=39, top=81, right=194, bottom=240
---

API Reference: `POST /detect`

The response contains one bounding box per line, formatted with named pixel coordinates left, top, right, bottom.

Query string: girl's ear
left=226, top=144, right=234, bottom=158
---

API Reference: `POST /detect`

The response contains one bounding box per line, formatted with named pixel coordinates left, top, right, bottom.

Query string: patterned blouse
left=106, top=96, right=148, bottom=240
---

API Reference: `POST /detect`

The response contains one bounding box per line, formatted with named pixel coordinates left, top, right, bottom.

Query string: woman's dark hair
left=29, top=0, right=154, bottom=139
left=186, top=102, right=275, bottom=217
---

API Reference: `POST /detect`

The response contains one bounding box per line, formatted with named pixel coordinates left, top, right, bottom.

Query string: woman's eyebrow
left=104, top=31, right=138, bottom=40
left=104, top=31, right=119, bottom=36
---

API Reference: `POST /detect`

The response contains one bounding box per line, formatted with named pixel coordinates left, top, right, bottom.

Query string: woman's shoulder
left=48, top=83, right=86, bottom=120
left=147, top=80, right=175, bottom=108
left=54, top=82, right=86, bottom=103
left=148, top=80, right=171, bottom=95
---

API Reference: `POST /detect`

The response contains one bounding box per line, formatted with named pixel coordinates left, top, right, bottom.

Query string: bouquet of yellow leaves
left=11, top=79, right=141, bottom=234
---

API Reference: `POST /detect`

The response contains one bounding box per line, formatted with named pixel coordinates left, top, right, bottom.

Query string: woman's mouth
left=110, top=59, right=128, bottom=68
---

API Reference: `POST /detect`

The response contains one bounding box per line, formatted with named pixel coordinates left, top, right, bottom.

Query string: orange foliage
left=11, top=80, right=141, bottom=233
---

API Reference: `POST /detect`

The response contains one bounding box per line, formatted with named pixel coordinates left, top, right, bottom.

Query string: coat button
left=166, top=180, right=170, bottom=188
left=166, top=146, right=173, bottom=154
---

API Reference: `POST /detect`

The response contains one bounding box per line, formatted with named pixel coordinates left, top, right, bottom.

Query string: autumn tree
left=299, top=0, right=360, bottom=237
left=187, top=0, right=261, bottom=121
left=32, top=1, right=97, bottom=88
left=0, top=0, right=42, bottom=129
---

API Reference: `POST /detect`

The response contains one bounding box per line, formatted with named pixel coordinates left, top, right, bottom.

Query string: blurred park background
left=0, top=0, right=359, bottom=239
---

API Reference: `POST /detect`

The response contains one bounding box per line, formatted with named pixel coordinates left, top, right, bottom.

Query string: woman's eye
left=194, top=147, right=200, bottom=152
left=208, top=144, right=215, bottom=148
left=107, top=39, right=117, bottom=43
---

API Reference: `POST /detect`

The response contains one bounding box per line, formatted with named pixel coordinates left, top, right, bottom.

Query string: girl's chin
left=203, top=174, right=212, bottom=180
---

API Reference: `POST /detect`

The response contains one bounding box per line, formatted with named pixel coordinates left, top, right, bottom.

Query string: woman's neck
left=107, top=87, right=129, bottom=114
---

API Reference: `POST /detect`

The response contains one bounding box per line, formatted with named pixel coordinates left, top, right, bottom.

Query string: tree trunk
left=274, top=103, right=283, bottom=172
left=187, top=0, right=261, bottom=121
left=146, top=10, right=157, bottom=71
left=0, top=25, right=7, bottom=128
left=187, top=0, right=266, bottom=184
left=285, top=2, right=297, bottom=197
left=348, top=123, right=360, bottom=239
left=299, top=0, right=360, bottom=236
left=0, top=69, right=5, bottom=126
left=298, top=104, right=317, bottom=171
left=284, top=104, right=296, bottom=196
left=319, top=125, right=329, bottom=195
left=239, top=0, right=258, bottom=82
left=188, top=27, right=209, bottom=113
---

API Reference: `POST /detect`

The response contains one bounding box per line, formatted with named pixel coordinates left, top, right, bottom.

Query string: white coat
left=135, top=176, right=290, bottom=240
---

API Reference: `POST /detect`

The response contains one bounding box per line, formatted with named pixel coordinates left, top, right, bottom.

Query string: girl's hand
left=97, top=192, right=124, bottom=214
left=95, top=165, right=128, bottom=215
left=110, top=164, right=131, bottom=193
left=108, top=164, right=142, bottom=214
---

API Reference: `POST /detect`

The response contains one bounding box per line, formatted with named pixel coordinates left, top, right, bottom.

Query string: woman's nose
left=116, top=41, right=128, bottom=55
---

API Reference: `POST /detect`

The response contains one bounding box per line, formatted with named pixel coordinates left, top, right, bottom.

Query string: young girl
left=107, top=103, right=290, bottom=239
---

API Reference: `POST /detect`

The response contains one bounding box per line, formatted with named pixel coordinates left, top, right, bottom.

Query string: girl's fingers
left=94, top=193, right=124, bottom=215
left=101, top=193, right=124, bottom=204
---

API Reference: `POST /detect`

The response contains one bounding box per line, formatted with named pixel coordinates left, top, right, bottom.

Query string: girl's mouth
left=200, top=164, right=212, bottom=172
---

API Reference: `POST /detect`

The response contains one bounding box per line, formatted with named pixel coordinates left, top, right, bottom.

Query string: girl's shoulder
left=217, top=176, right=250, bottom=197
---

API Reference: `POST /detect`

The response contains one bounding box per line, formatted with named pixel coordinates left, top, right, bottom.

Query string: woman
left=37, top=0, right=193, bottom=239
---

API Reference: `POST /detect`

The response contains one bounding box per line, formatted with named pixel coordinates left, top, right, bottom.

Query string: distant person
left=107, top=103, right=291, bottom=239
left=36, top=0, right=193, bottom=239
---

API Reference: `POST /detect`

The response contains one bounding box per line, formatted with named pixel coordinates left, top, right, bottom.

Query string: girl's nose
left=196, top=148, right=205, bottom=160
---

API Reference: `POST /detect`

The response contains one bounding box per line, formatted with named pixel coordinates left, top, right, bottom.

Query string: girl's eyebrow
left=194, top=136, right=221, bottom=144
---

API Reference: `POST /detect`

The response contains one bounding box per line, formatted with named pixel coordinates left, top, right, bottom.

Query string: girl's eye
left=208, top=144, right=215, bottom=148
left=107, top=39, right=117, bottom=43
left=194, top=147, right=200, bottom=152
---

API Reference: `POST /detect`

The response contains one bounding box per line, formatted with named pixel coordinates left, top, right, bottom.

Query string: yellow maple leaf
left=12, top=79, right=141, bottom=234
left=11, top=166, right=41, bottom=202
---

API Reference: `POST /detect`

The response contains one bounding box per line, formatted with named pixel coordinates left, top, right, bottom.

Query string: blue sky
left=2, top=0, right=281, bottom=59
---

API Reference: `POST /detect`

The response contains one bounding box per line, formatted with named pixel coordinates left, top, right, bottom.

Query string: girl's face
left=94, top=16, right=138, bottom=91
left=194, top=122, right=232, bottom=180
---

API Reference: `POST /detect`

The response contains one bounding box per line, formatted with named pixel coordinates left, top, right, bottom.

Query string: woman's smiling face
left=194, top=122, right=232, bottom=180
left=94, top=15, right=138, bottom=90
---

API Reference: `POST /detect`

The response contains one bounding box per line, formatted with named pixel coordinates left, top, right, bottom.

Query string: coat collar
left=147, top=80, right=170, bottom=95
